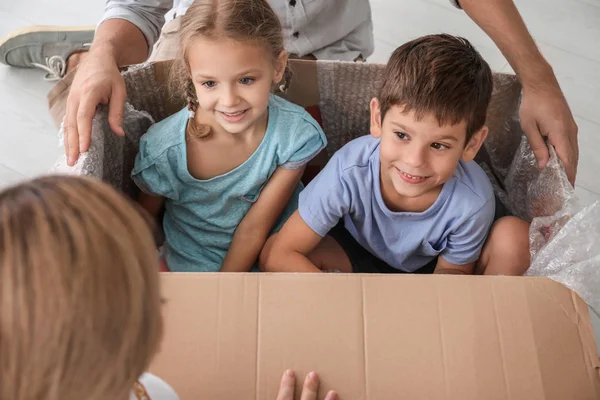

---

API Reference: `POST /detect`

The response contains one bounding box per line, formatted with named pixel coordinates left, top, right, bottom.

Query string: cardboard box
left=150, top=273, right=600, bottom=399
left=57, top=60, right=600, bottom=398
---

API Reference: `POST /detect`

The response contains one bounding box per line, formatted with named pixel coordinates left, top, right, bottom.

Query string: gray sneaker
left=0, top=26, right=94, bottom=81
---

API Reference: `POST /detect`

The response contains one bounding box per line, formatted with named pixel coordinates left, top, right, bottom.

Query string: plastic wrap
left=483, top=116, right=600, bottom=312
left=514, top=144, right=600, bottom=313
left=527, top=198, right=600, bottom=313
left=503, top=136, right=575, bottom=221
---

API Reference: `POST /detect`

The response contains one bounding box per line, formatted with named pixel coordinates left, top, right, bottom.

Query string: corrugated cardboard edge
left=528, top=278, right=600, bottom=387
left=570, top=288, right=600, bottom=378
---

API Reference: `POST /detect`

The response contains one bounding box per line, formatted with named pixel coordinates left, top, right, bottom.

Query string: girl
left=132, top=0, right=327, bottom=272
left=0, top=176, right=178, bottom=400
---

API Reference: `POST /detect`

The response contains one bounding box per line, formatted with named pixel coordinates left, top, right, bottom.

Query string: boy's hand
left=277, top=370, right=338, bottom=400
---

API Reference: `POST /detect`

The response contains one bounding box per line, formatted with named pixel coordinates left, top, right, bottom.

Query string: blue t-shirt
left=132, top=95, right=327, bottom=272
left=299, top=135, right=495, bottom=272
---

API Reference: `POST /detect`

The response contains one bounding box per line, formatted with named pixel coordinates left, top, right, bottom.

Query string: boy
left=260, top=34, right=530, bottom=276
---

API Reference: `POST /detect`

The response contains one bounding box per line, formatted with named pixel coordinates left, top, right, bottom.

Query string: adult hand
left=519, top=77, right=578, bottom=186
left=64, top=49, right=126, bottom=166
left=276, top=370, right=338, bottom=400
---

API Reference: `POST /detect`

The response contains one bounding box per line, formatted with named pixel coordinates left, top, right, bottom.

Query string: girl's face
left=187, top=37, right=287, bottom=135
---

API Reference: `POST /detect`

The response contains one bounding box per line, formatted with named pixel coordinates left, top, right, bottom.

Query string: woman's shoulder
left=130, top=373, right=180, bottom=400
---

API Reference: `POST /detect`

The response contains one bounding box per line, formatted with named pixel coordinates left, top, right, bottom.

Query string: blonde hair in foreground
left=0, top=175, right=163, bottom=400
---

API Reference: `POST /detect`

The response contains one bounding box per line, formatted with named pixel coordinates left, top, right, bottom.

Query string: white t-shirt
left=130, top=373, right=179, bottom=400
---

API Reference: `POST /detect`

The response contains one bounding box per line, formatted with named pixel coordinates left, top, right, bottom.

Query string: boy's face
left=370, top=99, right=487, bottom=210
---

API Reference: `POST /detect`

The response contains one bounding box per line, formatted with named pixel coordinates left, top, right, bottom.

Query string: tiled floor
left=0, top=1, right=599, bottom=342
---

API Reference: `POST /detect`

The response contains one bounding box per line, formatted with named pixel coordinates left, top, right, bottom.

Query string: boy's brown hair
left=0, top=175, right=163, bottom=400
left=377, top=34, right=493, bottom=142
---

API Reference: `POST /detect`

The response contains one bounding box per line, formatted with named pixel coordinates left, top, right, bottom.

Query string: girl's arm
left=139, top=192, right=165, bottom=218
left=219, top=166, right=306, bottom=272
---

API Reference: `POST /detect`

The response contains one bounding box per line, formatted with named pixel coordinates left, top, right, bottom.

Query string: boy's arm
left=260, top=211, right=324, bottom=273
left=434, top=257, right=474, bottom=275
left=220, top=166, right=306, bottom=273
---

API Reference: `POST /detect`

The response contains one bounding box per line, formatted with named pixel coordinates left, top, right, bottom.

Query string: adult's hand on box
left=519, top=78, right=579, bottom=186
left=277, top=370, right=338, bottom=400
left=64, top=49, right=126, bottom=166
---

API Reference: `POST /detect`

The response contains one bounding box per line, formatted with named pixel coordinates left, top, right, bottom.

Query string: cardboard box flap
left=150, top=274, right=600, bottom=400
left=529, top=278, right=600, bottom=360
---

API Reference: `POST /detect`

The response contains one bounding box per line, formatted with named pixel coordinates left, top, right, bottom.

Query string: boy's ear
left=461, top=126, right=488, bottom=162
left=370, top=98, right=383, bottom=139
left=273, top=50, right=289, bottom=84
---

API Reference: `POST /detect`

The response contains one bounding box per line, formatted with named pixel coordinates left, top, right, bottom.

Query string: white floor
left=0, top=1, right=599, bottom=342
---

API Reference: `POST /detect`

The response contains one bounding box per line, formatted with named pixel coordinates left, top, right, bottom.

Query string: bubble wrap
left=502, top=135, right=575, bottom=221
left=527, top=199, right=600, bottom=311
left=486, top=116, right=600, bottom=313
left=516, top=144, right=600, bottom=313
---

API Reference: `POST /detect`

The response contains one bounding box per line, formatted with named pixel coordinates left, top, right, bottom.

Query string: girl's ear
left=273, top=50, right=289, bottom=84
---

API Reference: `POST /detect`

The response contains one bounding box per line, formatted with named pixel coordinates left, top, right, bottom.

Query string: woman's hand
left=276, top=370, right=337, bottom=400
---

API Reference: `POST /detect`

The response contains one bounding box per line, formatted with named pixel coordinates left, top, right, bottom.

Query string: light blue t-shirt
left=132, top=95, right=327, bottom=272
left=299, top=135, right=495, bottom=272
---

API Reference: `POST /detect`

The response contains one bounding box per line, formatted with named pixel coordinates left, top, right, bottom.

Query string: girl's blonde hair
left=0, top=175, right=163, bottom=400
left=171, top=0, right=292, bottom=140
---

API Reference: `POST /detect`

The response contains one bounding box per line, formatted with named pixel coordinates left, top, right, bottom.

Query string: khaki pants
left=47, top=18, right=182, bottom=127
